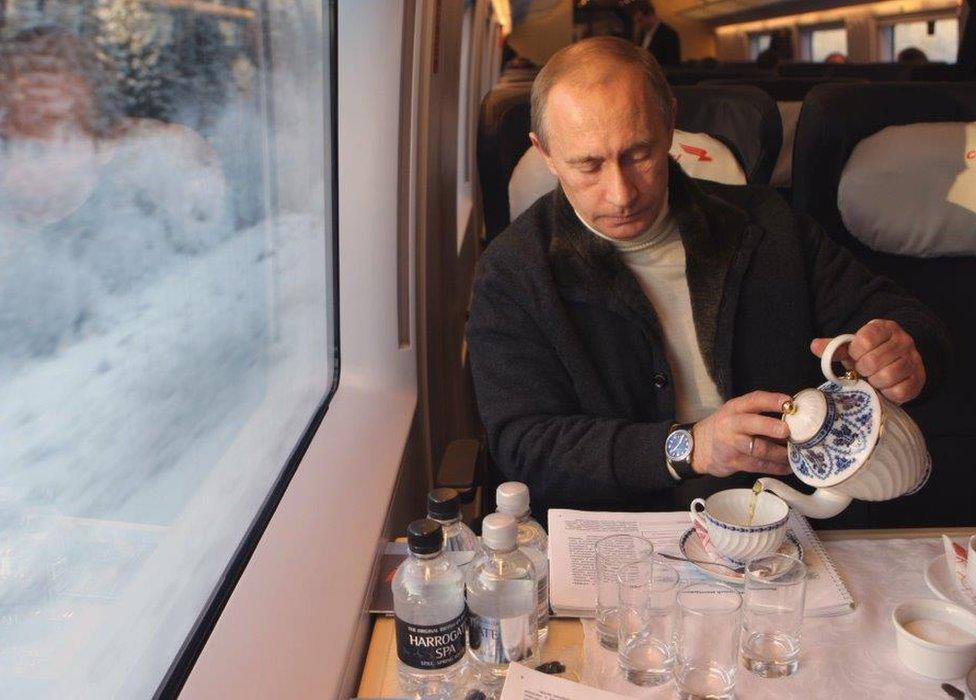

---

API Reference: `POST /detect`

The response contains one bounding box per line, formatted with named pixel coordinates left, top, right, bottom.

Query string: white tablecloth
left=581, top=537, right=961, bottom=699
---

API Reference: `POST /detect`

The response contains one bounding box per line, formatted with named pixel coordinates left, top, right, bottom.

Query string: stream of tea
left=746, top=480, right=764, bottom=526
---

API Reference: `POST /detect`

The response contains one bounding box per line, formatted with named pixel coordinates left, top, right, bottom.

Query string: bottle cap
left=407, top=518, right=443, bottom=555
left=427, top=487, right=461, bottom=521
left=495, top=481, right=530, bottom=517
left=481, top=513, right=517, bottom=551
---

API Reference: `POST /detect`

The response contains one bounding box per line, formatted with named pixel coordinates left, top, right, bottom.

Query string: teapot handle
left=821, top=333, right=856, bottom=382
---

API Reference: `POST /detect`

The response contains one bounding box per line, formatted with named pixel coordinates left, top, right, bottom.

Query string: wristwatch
left=665, top=423, right=697, bottom=481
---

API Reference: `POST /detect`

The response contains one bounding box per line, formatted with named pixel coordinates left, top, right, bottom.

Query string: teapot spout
left=757, top=478, right=853, bottom=519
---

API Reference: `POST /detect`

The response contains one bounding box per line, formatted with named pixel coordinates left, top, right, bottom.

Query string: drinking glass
left=594, top=534, right=654, bottom=649
left=617, top=558, right=680, bottom=686
left=675, top=582, right=742, bottom=700
left=740, top=553, right=807, bottom=678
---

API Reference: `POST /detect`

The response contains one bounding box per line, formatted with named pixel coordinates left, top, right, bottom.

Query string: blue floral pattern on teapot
left=788, top=381, right=877, bottom=483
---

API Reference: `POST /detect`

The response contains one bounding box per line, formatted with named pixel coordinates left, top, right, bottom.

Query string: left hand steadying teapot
left=759, top=334, right=932, bottom=519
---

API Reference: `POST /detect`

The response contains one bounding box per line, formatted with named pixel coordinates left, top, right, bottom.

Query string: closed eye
left=571, top=158, right=602, bottom=174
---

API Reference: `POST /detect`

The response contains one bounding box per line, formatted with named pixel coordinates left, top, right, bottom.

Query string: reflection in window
left=0, top=1, right=335, bottom=696
left=809, top=27, right=847, bottom=62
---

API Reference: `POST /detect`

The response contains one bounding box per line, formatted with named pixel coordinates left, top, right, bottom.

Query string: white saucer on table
left=925, top=554, right=976, bottom=614
left=678, top=527, right=803, bottom=585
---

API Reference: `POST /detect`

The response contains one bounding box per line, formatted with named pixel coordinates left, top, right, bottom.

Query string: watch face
left=666, top=429, right=693, bottom=462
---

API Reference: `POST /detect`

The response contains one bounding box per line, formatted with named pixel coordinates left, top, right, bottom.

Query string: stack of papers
left=500, top=662, right=628, bottom=700
left=547, top=509, right=855, bottom=618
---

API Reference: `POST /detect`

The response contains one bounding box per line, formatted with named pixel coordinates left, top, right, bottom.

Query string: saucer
left=925, top=554, right=976, bottom=614
left=678, top=527, right=803, bottom=585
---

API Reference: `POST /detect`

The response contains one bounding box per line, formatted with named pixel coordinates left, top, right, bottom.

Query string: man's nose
left=604, top=163, right=638, bottom=209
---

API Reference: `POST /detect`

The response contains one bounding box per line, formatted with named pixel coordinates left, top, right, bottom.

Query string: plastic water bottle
left=466, top=513, right=539, bottom=682
left=496, top=481, right=549, bottom=643
left=393, top=519, right=468, bottom=698
left=427, top=487, right=479, bottom=570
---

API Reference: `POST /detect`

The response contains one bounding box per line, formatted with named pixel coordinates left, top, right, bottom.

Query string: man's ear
left=529, top=132, right=559, bottom=178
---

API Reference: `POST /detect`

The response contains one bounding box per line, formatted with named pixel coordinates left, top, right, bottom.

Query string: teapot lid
left=782, top=335, right=883, bottom=488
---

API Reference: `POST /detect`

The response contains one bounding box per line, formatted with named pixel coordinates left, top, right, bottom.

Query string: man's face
left=531, top=67, right=674, bottom=241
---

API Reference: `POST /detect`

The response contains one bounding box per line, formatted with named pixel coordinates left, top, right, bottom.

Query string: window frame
left=154, top=0, right=341, bottom=695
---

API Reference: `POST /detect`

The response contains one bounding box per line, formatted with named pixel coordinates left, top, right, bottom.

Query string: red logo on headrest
left=679, top=143, right=713, bottom=162
left=967, top=150, right=976, bottom=161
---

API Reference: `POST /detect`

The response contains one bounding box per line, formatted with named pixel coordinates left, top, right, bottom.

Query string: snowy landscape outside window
left=0, top=1, right=336, bottom=696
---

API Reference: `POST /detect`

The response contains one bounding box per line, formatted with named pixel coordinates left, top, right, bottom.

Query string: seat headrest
left=508, top=130, right=747, bottom=222
left=838, top=122, right=976, bottom=257
left=478, top=82, right=781, bottom=242
left=791, top=82, right=976, bottom=254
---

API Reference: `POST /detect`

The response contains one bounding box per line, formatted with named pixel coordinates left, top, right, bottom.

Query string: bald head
left=530, top=36, right=674, bottom=152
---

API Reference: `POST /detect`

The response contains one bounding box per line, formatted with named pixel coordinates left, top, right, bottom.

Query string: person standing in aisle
left=633, top=0, right=681, bottom=67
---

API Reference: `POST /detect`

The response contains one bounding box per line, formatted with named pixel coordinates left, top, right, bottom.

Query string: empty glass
left=595, top=534, right=654, bottom=649
left=617, top=558, right=679, bottom=687
left=740, top=553, right=807, bottom=678
left=675, top=582, right=742, bottom=700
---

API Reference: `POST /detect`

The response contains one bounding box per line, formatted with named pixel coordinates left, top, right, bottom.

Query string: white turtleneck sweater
left=576, top=201, right=724, bottom=423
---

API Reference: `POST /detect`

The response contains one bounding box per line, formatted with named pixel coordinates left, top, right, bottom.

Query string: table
left=356, top=528, right=976, bottom=698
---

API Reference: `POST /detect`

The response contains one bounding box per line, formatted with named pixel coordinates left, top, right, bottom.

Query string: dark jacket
left=467, top=162, right=950, bottom=522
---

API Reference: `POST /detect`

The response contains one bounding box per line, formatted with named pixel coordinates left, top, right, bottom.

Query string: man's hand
left=691, top=391, right=792, bottom=478
left=811, top=320, right=926, bottom=404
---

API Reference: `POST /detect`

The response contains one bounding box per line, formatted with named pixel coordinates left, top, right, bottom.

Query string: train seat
left=909, top=63, right=975, bottom=82
left=792, top=81, right=976, bottom=527
left=777, top=63, right=833, bottom=79
left=830, top=62, right=911, bottom=80
left=477, top=83, right=782, bottom=242
left=664, top=66, right=772, bottom=85
left=702, top=77, right=866, bottom=188
left=508, top=129, right=747, bottom=222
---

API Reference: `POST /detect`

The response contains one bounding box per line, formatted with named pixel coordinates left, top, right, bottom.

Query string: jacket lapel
left=548, top=185, right=664, bottom=343
left=546, top=159, right=765, bottom=398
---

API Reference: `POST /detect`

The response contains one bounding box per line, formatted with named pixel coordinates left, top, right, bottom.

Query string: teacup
left=690, top=489, right=789, bottom=564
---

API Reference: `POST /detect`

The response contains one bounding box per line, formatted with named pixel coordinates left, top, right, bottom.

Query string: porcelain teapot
left=758, top=334, right=931, bottom=519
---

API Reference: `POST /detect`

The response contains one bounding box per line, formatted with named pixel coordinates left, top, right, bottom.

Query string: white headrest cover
left=508, top=129, right=747, bottom=221
left=838, top=122, right=976, bottom=257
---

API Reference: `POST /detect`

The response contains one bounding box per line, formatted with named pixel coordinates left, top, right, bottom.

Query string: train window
left=879, top=15, right=960, bottom=63
left=0, top=0, right=335, bottom=696
left=749, top=32, right=773, bottom=59
left=803, top=25, right=847, bottom=62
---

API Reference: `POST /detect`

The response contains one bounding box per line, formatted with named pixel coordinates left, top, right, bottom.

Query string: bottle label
left=395, top=610, right=466, bottom=670
left=467, top=612, right=535, bottom=665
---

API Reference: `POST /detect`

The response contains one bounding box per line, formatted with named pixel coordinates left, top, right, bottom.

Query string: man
left=466, top=38, right=949, bottom=521
left=633, top=1, right=680, bottom=67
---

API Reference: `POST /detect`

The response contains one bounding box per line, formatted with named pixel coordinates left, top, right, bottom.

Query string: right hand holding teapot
left=810, top=319, right=926, bottom=405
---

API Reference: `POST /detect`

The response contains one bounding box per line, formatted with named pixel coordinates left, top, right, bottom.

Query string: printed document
left=499, top=662, right=628, bottom=700
left=547, top=509, right=854, bottom=617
